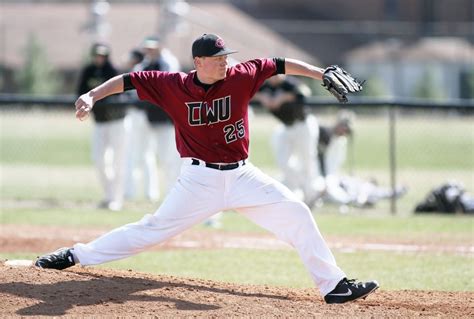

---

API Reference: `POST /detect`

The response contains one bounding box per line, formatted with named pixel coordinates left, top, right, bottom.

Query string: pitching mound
left=1, top=263, right=472, bottom=318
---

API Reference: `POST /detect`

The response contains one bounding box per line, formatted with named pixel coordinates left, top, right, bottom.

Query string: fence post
left=389, top=105, right=397, bottom=215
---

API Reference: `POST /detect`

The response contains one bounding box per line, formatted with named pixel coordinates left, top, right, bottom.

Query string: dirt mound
left=1, top=263, right=473, bottom=318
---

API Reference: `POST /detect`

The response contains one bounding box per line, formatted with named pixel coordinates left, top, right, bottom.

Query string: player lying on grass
left=35, top=33, right=377, bottom=304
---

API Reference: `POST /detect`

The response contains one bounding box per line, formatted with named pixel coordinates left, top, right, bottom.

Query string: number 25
left=223, top=119, right=245, bottom=144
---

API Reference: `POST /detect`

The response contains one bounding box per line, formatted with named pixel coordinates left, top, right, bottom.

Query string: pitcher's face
left=195, top=55, right=229, bottom=84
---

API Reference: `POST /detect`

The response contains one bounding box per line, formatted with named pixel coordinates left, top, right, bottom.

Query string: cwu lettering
left=186, top=96, right=231, bottom=126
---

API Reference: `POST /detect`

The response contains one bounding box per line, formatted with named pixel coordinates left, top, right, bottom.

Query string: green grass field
left=1, top=209, right=473, bottom=291
left=2, top=207, right=473, bottom=239
left=1, top=109, right=473, bottom=292
left=3, top=249, right=471, bottom=291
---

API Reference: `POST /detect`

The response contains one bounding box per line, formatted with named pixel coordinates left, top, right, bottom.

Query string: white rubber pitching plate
left=4, top=260, right=34, bottom=267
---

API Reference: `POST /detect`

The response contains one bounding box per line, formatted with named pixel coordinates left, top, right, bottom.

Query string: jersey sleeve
left=236, top=58, right=278, bottom=98
left=129, top=71, right=169, bottom=107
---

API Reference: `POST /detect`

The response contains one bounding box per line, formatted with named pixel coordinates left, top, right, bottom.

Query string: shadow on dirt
left=0, top=270, right=289, bottom=316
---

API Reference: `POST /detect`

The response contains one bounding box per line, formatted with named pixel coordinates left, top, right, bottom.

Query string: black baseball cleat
left=324, top=278, right=379, bottom=304
left=35, top=247, right=75, bottom=270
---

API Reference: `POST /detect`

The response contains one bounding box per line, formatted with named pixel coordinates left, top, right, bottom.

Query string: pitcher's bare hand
left=75, top=93, right=94, bottom=121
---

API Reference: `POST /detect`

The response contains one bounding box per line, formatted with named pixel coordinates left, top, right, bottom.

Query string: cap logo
left=215, top=38, right=225, bottom=48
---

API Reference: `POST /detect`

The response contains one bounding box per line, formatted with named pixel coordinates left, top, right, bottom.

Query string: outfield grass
left=0, top=110, right=92, bottom=166
left=2, top=208, right=473, bottom=242
left=0, top=137, right=91, bottom=165
left=351, top=114, right=474, bottom=170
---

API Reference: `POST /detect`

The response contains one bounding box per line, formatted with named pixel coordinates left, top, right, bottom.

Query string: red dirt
left=1, top=224, right=473, bottom=318
left=1, top=264, right=473, bottom=318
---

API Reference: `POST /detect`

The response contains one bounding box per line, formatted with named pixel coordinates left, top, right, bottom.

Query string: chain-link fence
left=1, top=97, right=473, bottom=215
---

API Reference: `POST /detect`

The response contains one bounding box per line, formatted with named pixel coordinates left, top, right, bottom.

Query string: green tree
left=460, top=68, right=474, bottom=99
left=16, top=34, right=60, bottom=95
left=360, top=74, right=388, bottom=97
left=412, top=68, right=445, bottom=100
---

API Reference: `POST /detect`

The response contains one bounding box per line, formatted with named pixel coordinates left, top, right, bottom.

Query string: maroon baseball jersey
left=130, top=58, right=277, bottom=163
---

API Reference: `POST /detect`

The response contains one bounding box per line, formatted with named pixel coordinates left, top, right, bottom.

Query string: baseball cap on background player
left=91, top=43, right=110, bottom=57
left=129, top=49, right=144, bottom=64
left=192, top=34, right=237, bottom=58
left=142, top=36, right=161, bottom=49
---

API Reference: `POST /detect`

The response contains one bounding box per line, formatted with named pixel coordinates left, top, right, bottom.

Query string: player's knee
left=294, top=198, right=312, bottom=211
left=278, top=201, right=320, bottom=244
left=287, top=200, right=313, bottom=221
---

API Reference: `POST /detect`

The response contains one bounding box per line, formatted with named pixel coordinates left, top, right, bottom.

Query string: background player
left=319, top=110, right=407, bottom=208
left=253, top=74, right=324, bottom=208
left=77, top=43, right=126, bottom=211
left=124, top=36, right=181, bottom=202
left=35, top=33, right=378, bottom=304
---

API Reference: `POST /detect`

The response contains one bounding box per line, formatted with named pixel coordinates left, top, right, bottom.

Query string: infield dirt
left=1, top=263, right=473, bottom=318
left=1, top=224, right=473, bottom=318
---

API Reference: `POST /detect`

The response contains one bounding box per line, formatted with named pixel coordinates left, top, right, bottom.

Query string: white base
left=4, top=259, right=34, bottom=267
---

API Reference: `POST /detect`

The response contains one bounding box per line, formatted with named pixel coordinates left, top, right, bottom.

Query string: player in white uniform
left=35, top=34, right=378, bottom=304
left=254, top=75, right=324, bottom=207
left=124, top=37, right=181, bottom=201
left=318, top=111, right=407, bottom=207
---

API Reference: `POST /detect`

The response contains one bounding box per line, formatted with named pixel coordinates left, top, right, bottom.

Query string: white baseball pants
left=73, top=159, right=346, bottom=295
left=124, top=110, right=181, bottom=201
left=124, top=108, right=155, bottom=200
left=323, top=135, right=355, bottom=204
left=146, top=123, right=182, bottom=196
left=323, top=135, right=348, bottom=177
left=92, top=118, right=127, bottom=205
left=271, top=114, right=322, bottom=204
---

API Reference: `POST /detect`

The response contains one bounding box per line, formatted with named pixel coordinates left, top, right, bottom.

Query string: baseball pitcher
left=35, top=34, right=377, bottom=304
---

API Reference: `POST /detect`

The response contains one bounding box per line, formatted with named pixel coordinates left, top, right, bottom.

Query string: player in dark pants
left=35, top=34, right=378, bottom=304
